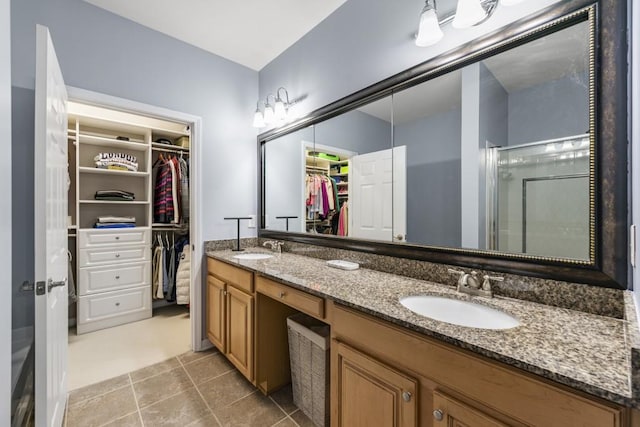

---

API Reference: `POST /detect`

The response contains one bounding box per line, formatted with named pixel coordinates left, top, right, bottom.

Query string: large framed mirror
left=259, top=0, right=627, bottom=289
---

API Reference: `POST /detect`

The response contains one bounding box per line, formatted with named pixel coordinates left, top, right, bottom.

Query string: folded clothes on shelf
left=97, top=215, right=136, bottom=224
left=94, top=153, right=139, bottom=172
left=93, top=222, right=137, bottom=229
left=94, top=190, right=135, bottom=201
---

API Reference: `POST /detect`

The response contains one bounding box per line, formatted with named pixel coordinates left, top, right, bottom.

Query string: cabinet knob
left=115, top=275, right=120, bottom=279
left=433, top=409, right=443, bottom=421
left=115, top=302, right=120, bottom=307
left=402, top=391, right=412, bottom=402
left=279, top=291, right=286, bottom=298
left=223, top=290, right=228, bottom=296
left=115, top=254, right=120, bottom=258
left=115, top=236, right=120, bottom=240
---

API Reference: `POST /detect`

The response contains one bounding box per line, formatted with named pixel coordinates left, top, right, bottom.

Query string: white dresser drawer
left=79, top=228, right=150, bottom=248
left=78, top=286, right=151, bottom=327
left=79, top=245, right=150, bottom=267
left=78, top=262, right=150, bottom=296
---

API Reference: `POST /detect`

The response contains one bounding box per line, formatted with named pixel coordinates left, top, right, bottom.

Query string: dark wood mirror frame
left=258, top=0, right=628, bottom=289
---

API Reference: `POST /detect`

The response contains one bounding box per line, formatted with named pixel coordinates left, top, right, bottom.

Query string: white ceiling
left=83, top=0, right=349, bottom=71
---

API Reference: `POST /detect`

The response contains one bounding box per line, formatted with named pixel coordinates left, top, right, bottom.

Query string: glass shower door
left=493, top=135, right=590, bottom=260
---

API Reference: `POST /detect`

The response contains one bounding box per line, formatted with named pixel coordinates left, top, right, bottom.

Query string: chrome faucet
left=448, top=269, right=502, bottom=298
left=262, top=240, right=283, bottom=253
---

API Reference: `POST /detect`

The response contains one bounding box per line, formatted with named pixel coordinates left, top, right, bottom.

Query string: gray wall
left=508, top=72, right=589, bottom=145
left=11, top=0, right=258, bottom=328
left=1, top=0, right=11, bottom=420
left=315, top=109, right=390, bottom=154
left=394, top=108, right=461, bottom=248
left=259, top=0, right=564, bottom=125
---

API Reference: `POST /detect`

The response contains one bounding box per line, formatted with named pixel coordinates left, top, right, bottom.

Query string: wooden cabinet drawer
left=78, top=285, right=151, bottom=325
left=79, top=228, right=150, bottom=248
left=207, top=258, right=253, bottom=293
left=79, top=245, right=150, bottom=267
left=256, top=276, right=324, bottom=319
left=78, top=262, right=150, bottom=296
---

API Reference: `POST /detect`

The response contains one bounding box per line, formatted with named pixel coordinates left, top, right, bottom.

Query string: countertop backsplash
left=204, top=238, right=625, bottom=318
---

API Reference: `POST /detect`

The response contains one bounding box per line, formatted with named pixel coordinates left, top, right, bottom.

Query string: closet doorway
left=64, top=87, right=204, bottom=391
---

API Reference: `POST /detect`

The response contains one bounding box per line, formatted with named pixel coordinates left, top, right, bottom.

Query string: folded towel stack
left=94, top=215, right=136, bottom=229
left=94, top=153, right=139, bottom=172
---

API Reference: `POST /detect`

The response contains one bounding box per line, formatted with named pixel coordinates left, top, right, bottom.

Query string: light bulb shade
left=415, top=7, right=443, bottom=47
left=252, top=110, right=265, bottom=128
left=263, top=105, right=275, bottom=124
left=452, top=0, right=488, bottom=28
left=274, top=100, right=287, bottom=121
left=500, top=0, right=524, bottom=5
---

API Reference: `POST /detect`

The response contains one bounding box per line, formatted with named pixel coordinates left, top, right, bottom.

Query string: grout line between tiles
left=66, top=382, right=132, bottom=408
left=177, top=353, right=223, bottom=427
left=288, top=409, right=304, bottom=427
left=128, top=373, right=145, bottom=427
left=268, top=394, right=294, bottom=418
left=96, top=410, right=140, bottom=427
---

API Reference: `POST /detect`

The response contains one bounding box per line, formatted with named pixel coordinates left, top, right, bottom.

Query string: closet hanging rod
left=153, top=146, right=190, bottom=155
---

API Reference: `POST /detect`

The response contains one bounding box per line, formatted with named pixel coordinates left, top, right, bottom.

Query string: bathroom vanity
left=206, top=249, right=638, bottom=427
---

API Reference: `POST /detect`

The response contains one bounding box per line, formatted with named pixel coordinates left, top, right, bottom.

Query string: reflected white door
left=350, top=147, right=406, bottom=241
left=34, top=25, right=68, bottom=427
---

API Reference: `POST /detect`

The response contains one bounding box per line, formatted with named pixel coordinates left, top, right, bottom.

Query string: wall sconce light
left=415, top=0, right=523, bottom=47
left=253, top=87, right=293, bottom=128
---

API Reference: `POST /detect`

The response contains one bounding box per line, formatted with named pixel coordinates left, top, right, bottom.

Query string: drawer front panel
left=256, top=276, right=324, bottom=319
left=79, top=245, right=150, bottom=267
left=79, top=262, right=150, bottom=296
left=78, top=286, right=151, bottom=324
left=79, top=228, right=150, bottom=248
left=207, top=258, right=253, bottom=293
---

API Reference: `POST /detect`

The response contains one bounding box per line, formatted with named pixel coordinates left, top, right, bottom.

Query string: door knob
left=433, top=409, right=443, bottom=421
left=394, top=234, right=404, bottom=241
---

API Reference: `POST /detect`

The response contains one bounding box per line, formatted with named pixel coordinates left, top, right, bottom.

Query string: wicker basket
left=287, top=313, right=330, bottom=427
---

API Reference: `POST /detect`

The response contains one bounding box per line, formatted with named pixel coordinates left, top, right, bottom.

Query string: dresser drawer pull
left=115, top=236, right=120, bottom=240
left=115, top=302, right=120, bottom=307
left=279, top=291, right=286, bottom=298
left=115, top=254, right=120, bottom=258
left=115, top=275, right=120, bottom=279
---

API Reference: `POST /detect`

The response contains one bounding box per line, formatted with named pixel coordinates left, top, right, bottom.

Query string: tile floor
left=64, top=348, right=315, bottom=427
left=68, top=305, right=191, bottom=390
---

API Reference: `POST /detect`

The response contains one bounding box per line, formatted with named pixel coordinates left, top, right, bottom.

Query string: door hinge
left=36, top=281, right=46, bottom=295
left=631, top=225, right=637, bottom=268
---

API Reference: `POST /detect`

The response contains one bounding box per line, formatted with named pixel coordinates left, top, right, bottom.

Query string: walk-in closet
left=66, top=102, right=194, bottom=389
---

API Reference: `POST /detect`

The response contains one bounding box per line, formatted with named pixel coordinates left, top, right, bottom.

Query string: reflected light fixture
left=252, top=88, right=294, bottom=128
left=252, top=101, right=265, bottom=128
left=415, top=0, right=512, bottom=47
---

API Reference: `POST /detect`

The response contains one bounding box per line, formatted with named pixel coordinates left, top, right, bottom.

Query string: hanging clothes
left=338, top=201, right=348, bottom=237
left=154, top=159, right=174, bottom=223
left=178, top=156, right=189, bottom=222
left=176, top=246, right=191, bottom=305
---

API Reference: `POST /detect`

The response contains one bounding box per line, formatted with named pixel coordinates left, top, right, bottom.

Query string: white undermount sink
left=233, top=253, right=273, bottom=260
left=399, top=295, right=520, bottom=330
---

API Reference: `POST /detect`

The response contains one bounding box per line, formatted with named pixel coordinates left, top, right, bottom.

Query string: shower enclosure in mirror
left=259, top=1, right=628, bottom=288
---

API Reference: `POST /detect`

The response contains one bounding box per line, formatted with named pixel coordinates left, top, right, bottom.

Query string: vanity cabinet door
left=432, top=391, right=508, bottom=427
left=226, top=284, right=254, bottom=381
left=333, top=340, right=417, bottom=427
left=206, top=275, right=226, bottom=353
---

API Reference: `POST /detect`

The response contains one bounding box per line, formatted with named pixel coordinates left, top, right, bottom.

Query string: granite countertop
left=207, top=248, right=637, bottom=408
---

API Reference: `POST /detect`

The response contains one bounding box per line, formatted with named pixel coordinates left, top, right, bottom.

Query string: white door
left=34, top=25, right=69, bottom=427
left=350, top=146, right=406, bottom=241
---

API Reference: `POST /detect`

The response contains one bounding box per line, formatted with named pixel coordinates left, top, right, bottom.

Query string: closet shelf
left=78, top=167, right=149, bottom=177
left=78, top=134, right=149, bottom=151
left=79, top=200, right=150, bottom=205
left=337, top=182, right=348, bottom=186
left=152, top=223, right=187, bottom=229
left=330, top=173, right=348, bottom=177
